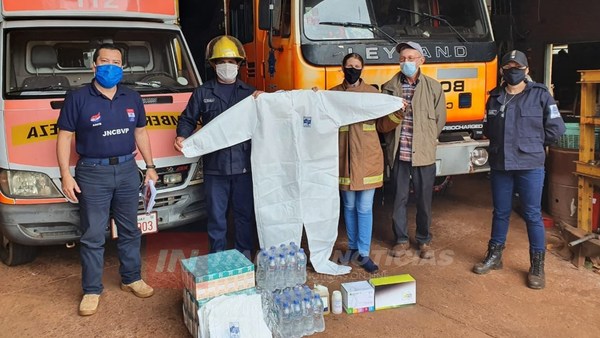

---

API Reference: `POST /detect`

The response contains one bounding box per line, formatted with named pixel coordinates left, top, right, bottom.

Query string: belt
left=79, top=153, right=135, bottom=166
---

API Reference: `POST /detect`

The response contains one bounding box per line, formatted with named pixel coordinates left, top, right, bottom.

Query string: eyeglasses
left=399, top=57, right=421, bottom=63
left=501, top=65, right=527, bottom=70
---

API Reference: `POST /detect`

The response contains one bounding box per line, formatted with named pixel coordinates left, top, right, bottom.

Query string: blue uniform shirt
left=57, top=83, right=147, bottom=158
left=176, top=79, right=255, bottom=175
left=483, top=81, right=566, bottom=170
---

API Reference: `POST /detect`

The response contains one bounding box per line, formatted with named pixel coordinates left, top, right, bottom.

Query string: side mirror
left=258, top=0, right=271, bottom=30
left=258, top=0, right=282, bottom=31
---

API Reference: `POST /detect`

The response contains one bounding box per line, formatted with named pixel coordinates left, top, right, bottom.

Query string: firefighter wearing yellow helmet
left=175, top=35, right=260, bottom=256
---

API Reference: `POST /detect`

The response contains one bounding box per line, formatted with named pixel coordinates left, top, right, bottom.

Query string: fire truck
left=0, top=0, right=205, bottom=265
left=203, top=0, right=496, bottom=184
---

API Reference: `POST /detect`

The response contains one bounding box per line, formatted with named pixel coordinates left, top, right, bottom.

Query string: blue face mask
left=95, top=64, right=123, bottom=88
left=400, top=61, right=418, bottom=77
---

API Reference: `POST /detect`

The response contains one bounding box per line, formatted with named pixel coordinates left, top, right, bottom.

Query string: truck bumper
left=436, top=138, right=490, bottom=176
left=0, top=185, right=206, bottom=246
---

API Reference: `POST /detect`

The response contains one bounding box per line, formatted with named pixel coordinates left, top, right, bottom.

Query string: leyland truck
left=214, top=0, right=496, bottom=187
left=0, top=0, right=205, bottom=265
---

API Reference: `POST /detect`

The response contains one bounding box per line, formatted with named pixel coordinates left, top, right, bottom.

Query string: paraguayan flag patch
left=549, top=104, right=560, bottom=119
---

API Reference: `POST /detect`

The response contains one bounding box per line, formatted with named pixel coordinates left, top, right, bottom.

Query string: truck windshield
left=4, top=27, right=199, bottom=98
left=303, top=0, right=491, bottom=42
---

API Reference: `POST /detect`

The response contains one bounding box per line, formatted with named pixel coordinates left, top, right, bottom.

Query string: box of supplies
left=182, top=287, right=258, bottom=322
left=180, top=249, right=255, bottom=300
left=341, top=280, right=375, bottom=314
left=369, top=274, right=416, bottom=310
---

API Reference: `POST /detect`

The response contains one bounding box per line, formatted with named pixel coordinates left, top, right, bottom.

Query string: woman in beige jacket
left=330, top=53, right=404, bottom=273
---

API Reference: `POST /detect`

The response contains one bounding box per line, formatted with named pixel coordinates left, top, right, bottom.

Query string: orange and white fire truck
left=212, top=0, right=496, bottom=186
left=0, top=0, right=205, bottom=265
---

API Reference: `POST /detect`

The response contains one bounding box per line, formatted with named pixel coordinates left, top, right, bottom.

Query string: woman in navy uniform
left=175, top=36, right=260, bottom=258
left=57, top=43, right=159, bottom=315
left=473, top=50, right=565, bottom=289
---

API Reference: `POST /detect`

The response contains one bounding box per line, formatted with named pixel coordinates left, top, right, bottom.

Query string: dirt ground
left=1, top=173, right=599, bottom=338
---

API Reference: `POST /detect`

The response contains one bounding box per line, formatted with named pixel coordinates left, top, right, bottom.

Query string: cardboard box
left=369, top=274, right=416, bottom=310
left=182, top=287, right=257, bottom=322
left=180, top=249, right=255, bottom=300
left=341, top=280, right=374, bottom=314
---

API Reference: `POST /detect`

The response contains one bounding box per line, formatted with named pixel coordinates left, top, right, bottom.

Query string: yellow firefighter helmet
left=205, top=35, right=246, bottom=62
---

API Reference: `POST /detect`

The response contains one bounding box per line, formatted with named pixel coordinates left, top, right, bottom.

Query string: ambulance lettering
left=103, top=128, right=130, bottom=137
left=27, top=124, right=58, bottom=139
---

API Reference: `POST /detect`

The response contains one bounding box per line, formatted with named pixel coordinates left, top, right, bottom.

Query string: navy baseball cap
left=395, top=41, right=424, bottom=55
left=501, top=50, right=528, bottom=68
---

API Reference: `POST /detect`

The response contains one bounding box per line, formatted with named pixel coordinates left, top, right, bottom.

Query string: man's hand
left=144, top=169, right=159, bottom=185
left=252, top=90, right=264, bottom=98
left=174, top=136, right=186, bottom=153
left=61, top=174, right=81, bottom=203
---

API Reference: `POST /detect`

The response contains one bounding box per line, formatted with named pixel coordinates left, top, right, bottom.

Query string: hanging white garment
left=182, top=90, right=404, bottom=275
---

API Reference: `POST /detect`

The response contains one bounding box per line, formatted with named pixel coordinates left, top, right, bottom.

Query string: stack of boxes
left=180, top=250, right=256, bottom=338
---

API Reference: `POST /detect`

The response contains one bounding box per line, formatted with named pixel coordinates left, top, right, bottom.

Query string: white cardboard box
left=369, top=274, right=416, bottom=310
left=341, top=280, right=375, bottom=314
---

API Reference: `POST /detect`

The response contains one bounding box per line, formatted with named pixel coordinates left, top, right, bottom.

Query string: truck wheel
left=0, top=234, right=38, bottom=266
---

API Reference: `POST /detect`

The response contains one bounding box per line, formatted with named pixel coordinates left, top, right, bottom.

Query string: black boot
left=473, top=242, right=505, bottom=274
left=528, top=251, right=545, bottom=289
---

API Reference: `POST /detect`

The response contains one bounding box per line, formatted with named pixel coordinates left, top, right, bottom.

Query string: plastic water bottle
left=286, top=250, right=297, bottom=288
left=302, top=296, right=315, bottom=335
left=312, top=294, right=325, bottom=333
left=276, top=253, right=287, bottom=289
left=280, top=301, right=292, bottom=338
left=266, top=255, right=277, bottom=291
left=256, top=250, right=268, bottom=287
left=296, top=248, right=307, bottom=284
left=291, top=299, right=303, bottom=338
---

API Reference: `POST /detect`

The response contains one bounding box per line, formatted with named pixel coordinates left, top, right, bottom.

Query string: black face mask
left=502, top=68, right=527, bottom=85
left=343, top=67, right=362, bottom=85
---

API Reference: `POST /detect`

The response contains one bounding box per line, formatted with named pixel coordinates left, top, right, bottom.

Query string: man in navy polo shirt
left=56, top=43, right=159, bottom=316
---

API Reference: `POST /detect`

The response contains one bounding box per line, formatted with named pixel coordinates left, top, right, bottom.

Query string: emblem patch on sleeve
left=549, top=104, right=560, bottom=119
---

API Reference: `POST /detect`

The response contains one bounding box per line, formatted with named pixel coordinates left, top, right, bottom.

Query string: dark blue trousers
left=490, top=168, right=546, bottom=252
left=204, top=173, right=256, bottom=256
left=75, top=159, right=141, bottom=294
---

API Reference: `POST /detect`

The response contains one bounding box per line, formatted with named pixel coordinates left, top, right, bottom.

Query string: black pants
left=391, top=160, right=436, bottom=245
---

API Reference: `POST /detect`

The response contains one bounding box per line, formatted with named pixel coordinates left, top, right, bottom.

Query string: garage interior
left=2, top=0, right=600, bottom=337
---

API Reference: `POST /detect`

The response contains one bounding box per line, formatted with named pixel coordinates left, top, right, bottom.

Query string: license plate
left=111, top=212, right=158, bottom=239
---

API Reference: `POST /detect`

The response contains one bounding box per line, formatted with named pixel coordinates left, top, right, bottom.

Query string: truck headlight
left=470, top=148, right=489, bottom=167
left=0, top=170, right=63, bottom=198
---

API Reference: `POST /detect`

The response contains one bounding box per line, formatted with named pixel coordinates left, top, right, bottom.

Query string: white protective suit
left=182, top=90, right=404, bottom=275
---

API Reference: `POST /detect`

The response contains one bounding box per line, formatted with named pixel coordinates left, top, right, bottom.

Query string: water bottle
left=291, top=299, right=303, bottom=338
left=302, top=296, right=315, bottom=335
left=286, top=250, right=297, bottom=288
left=280, top=301, right=292, bottom=338
left=256, top=250, right=268, bottom=287
left=266, top=255, right=277, bottom=291
left=289, top=241, right=299, bottom=252
left=296, top=248, right=307, bottom=284
left=276, top=253, right=287, bottom=289
left=312, top=294, right=325, bottom=333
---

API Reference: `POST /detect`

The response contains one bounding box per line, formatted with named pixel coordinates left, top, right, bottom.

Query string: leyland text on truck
left=0, top=0, right=206, bottom=266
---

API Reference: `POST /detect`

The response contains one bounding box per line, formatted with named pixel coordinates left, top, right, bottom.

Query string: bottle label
left=322, top=296, right=329, bottom=312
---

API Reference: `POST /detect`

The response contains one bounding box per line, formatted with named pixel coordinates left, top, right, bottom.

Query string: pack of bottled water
left=255, top=242, right=307, bottom=291
left=261, top=285, right=325, bottom=338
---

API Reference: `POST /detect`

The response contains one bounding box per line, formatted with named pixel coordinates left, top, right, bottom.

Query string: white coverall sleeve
left=181, top=96, right=258, bottom=157
left=317, top=91, right=404, bottom=126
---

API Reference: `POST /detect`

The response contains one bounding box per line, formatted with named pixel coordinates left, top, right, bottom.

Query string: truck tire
left=0, top=234, right=38, bottom=266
